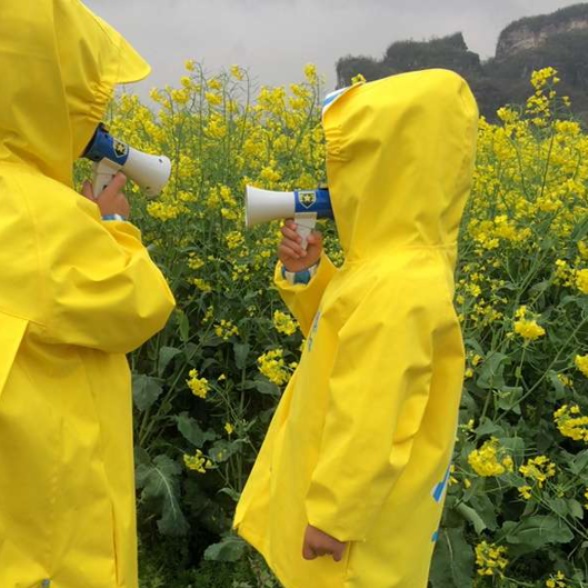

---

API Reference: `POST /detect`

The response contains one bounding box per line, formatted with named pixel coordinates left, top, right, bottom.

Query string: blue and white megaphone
left=83, top=123, right=172, bottom=198
left=245, top=186, right=333, bottom=249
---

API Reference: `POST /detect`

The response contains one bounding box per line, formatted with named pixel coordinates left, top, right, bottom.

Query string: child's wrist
left=281, top=260, right=320, bottom=285
left=101, top=213, right=127, bottom=222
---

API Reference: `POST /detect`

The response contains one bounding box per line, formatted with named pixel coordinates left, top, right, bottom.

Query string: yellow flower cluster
left=215, top=319, right=239, bottom=341
left=224, top=422, right=234, bottom=436
left=225, top=230, right=245, bottom=250
left=519, top=456, right=556, bottom=488
left=546, top=571, right=568, bottom=588
left=554, top=404, right=588, bottom=443
left=188, top=254, right=205, bottom=271
left=146, top=200, right=186, bottom=221
left=273, top=310, right=298, bottom=336
left=192, top=278, right=213, bottom=293
left=187, top=369, right=210, bottom=399
left=183, top=449, right=213, bottom=474
left=468, top=438, right=514, bottom=477
left=257, top=349, right=291, bottom=386
left=575, top=354, right=588, bottom=378
left=576, top=269, right=588, bottom=294
left=475, top=541, right=508, bottom=577
left=531, top=67, right=560, bottom=90
left=514, top=319, right=546, bottom=341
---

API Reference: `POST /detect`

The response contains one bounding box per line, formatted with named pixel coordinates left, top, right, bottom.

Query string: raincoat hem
left=237, top=524, right=297, bottom=588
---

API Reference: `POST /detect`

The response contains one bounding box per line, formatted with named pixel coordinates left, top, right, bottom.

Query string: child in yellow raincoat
left=234, top=70, right=478, bottom=587
left=0, top=2, right=175, bottom=587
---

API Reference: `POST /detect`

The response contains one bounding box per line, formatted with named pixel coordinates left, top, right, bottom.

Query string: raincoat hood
left=323, top=69, right=478, bottom=263
left=0, top=0, right=150, bottom=186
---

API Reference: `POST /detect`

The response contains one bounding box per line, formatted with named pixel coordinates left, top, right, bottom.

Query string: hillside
left=336, top=3, right=588, bottom=121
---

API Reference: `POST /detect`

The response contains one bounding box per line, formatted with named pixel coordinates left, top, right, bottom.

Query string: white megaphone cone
left=245, top=187, right=296, bottom=227
left=120, top=148, right=172, bottom=198
left=245, top=186, right=333, bottom=250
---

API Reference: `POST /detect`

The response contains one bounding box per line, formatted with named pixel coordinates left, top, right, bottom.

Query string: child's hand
left=82, top=172, right=130, bottom=220
left=302, top=524, right=347, bottom=562
left=279, top=219, right=323, bottom=273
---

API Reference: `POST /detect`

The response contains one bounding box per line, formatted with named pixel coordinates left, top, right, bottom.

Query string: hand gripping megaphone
left=83, top=123, right=172, bottom=198
left=245, top=186, right=333, bottom=249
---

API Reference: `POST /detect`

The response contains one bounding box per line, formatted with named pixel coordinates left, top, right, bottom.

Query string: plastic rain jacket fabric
left=0, top=2, right=175, bottom=587
left=234, top=69, right=478, bottom=588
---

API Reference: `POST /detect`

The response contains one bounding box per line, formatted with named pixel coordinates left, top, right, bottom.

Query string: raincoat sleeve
left=36, top=193, right=175, bottom=354
left=305, top=287, right=435, bottom=542
left=274, top=252, right=337, bottom=336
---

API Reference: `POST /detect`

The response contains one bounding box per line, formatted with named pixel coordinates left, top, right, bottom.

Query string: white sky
left=86, top=0, right=584, bottom=95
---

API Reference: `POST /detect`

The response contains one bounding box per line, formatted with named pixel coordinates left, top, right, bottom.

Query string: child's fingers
left=281, top=237, right=305, bottom=255
left=281, top=224, right=301, bottom=243
left=81, top=180, right=95, bottom=201
left=279, top=243, right=302, bottom=260
left=283, top=219, right=297, bottom=231
left=97, top=172, right=127, bottom=201
left=302, top=543, right=317, bottom=560
left=332, top=544, right=346, bottom=562
left=307, top=231, right=323, bottom=246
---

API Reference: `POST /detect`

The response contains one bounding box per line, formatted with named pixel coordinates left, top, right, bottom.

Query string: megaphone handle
left=295, top=214, right=317, bottom=251
left=92, top=159, right=122, bottom=197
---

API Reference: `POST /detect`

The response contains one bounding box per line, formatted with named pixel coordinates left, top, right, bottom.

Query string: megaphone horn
left=245, top=186, right=333, bottom=249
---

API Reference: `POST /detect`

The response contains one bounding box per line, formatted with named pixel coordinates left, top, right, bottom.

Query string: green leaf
left=158, top=346, right=182, bottom=377
left=218, top=487, right=241, bottom=502
left=136, top=454, right=188, bottom=536
left=430, top=527, right=474, bottom=588
left=476, top=351, right=509, bottom=390
left=569, top=499, right=585, bottom=520
left=209, top=439, right=246, bottom=463
left=176, top=412, right=218, bottom=447
left=176, top=309, right=190, bottom=343
left=457, top=503, right=487, bottom=535
left=546, top=497, right=568, bottom=518
left=499, top=436, right=525, bottom=461
left=496, top=386, right=523, bottom=414
left=233, top=342, right=250, bottom=370
left=548, top=370, right=568, bottom=400
left=502, top=516, right=574, bottom=552
left=132, top=374, right=163, bottom=412
left=204, top=534, right=246, bottom=562
left=254, top=377, right=280, bottom=397
left=475, top=417, right=504, bottom=438
left=568, top=449, right=588, bottom=476
left=469, top=493, right=499, bottom=531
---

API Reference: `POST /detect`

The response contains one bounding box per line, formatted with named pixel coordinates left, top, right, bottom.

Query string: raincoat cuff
left=274, top=253, right=336, bottom=292
left=280, top=261, right=319, bottom=285
left=102, top=214, right=127, bottom=222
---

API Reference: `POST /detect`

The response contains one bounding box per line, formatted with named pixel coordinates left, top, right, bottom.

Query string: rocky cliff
left=496, top=4, right=588, bottom=59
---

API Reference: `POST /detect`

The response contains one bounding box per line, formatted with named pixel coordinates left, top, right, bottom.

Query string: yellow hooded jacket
left=234, top=70, right=478, bottom=588
left=0, top=2, right=175, bottom=587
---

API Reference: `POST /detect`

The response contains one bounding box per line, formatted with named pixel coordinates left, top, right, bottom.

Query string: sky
left=86, top=0, right=583, bottom=95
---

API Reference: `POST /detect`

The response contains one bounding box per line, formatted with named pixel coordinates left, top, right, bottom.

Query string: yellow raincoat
left=0, top=2, right=175, bottom=587
left=234, top=70, right=478, bottom=587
